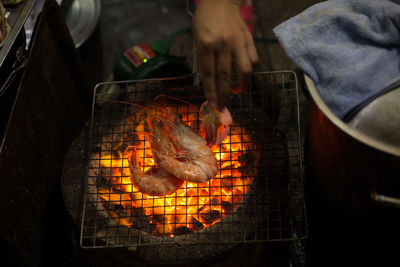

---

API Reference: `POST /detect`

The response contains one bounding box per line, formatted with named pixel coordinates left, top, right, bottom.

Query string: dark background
left=2, top=0, right=400, bottom=266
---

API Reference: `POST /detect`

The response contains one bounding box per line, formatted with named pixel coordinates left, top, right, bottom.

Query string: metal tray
left=58, top=0, right=100, bottom=48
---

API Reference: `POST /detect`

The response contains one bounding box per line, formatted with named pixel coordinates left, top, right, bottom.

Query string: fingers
left=197, top=40, right=218, bottom=108
left=199, top=41, right=232, bottom=110
left=233, top=26, right=259, bottom=93
left=215, top=47, right=232, bottom=109
left=232, top=39, right=252, bottom=92
left=195, top=30, right=231, bottom=110
left=244, top=27, right=259, bottom=65
left=193, top=6, right=259, bottom=109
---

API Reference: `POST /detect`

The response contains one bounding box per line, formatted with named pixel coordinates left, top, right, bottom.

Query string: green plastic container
left=114, top=44, right=191, bottom=81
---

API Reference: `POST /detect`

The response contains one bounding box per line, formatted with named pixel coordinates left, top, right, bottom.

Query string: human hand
left=193, top=0, right=258, bottom=110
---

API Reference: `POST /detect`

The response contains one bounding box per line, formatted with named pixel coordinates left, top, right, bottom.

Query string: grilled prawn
left=146, top=107, right=218, bottom=183
left=127, top=113, right=185, bottom=196
left=128, top=150, right=184, bottom=196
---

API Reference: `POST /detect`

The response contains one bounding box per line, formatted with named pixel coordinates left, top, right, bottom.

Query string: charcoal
left=131, top=207, right=145, bottom=216
left=131, top=211, right=154, bottom=232
left=110, top=186, right=124, bottom=194
left=197, top=205, right=205, bottom=212
left=239, top=167, right=255, bottom=176
left=221, top=201, right=233, bottom=213
left=238, top=153, right=256, bottom=176
left=97, top=173, right=111, bottom=187
left=201, top=210, right=221, bottom=224
left=114, top=207, right=130, bottom=218
left=191, top=217, right=204, bottom=231
left=113, top=204, right=124, bottom=210
left=211, top=198, right=219, bottom=205
left=92, top=146, right=102, bottom=154
left=129, top=207, right=154, bottom=232
left=173, top=226, right=193, bottom=236
left=111, top=149, right=121, bottom=158
left=239, top=153, right=255, bottom=168
left=220, top=176, right=233, bottom=188
left=132, top=218, right=155, bottom=233
left=220, top=164, right=234, bottom=170
left=152, top=214, right=163, bottom=223
left=102, top=201, right=110, bottom=210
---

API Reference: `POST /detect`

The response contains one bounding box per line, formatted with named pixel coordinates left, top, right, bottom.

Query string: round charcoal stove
left=62, top=124, right=254, bottom=263
left=62, top=72, right=307, bottom=264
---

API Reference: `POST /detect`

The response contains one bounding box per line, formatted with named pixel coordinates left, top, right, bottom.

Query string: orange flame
left=96, top=109, right=254, bottom=236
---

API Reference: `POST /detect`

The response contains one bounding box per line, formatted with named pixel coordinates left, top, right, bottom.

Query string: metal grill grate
left=80, top=71, right=307, bottom=248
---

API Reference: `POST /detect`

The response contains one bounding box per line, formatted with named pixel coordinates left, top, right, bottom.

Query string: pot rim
left=305, top=74, right=400, bottom=157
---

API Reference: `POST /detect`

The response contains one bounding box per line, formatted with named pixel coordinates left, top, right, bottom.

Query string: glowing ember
left=94, top=107, right=255, bottom=236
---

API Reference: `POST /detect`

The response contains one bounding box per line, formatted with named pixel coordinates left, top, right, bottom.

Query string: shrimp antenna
left=136, top=106, right=155, bottom=122
left=135, top=104, right=165, bottom=123
left=153, top=94, right=199, bottom=111
left=129, top=131, right=152, bottom=141
left=122, top=145, right=141, bottom=154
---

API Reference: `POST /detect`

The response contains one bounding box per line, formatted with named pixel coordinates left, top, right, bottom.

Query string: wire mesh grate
left=80, top=71, right=307, bottom=248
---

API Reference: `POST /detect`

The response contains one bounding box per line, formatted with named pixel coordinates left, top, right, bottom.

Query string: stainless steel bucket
left=305, top=74, right=400, bottom=211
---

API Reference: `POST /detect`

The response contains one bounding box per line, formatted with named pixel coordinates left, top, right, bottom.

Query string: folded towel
left=273, top=0, right=400, bottom=121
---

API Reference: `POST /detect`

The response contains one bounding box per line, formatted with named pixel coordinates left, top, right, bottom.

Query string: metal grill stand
left=80, top=72, right=307, bottom=255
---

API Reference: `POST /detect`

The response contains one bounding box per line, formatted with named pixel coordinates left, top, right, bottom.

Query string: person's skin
left=193, top=0, right=259, bottom=110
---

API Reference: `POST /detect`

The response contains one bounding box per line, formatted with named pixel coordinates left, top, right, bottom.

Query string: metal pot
left=305, top=75, right=400, bottom=214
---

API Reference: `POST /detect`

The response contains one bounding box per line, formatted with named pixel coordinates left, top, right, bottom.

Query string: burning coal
left=90, top=105, right=256, bottom=237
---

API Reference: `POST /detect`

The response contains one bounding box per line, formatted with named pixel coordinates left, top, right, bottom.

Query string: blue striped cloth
left=273, top=0, right=400, bottom=120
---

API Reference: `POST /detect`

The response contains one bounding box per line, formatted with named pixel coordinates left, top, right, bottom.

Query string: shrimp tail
left=200, top=101, right=232, bottom=147
left=214, top=125, right=231, bottom=146
left=202, top=117, right=219, bottom=147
